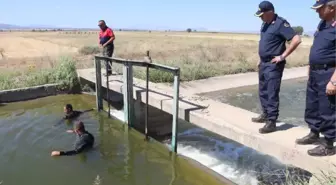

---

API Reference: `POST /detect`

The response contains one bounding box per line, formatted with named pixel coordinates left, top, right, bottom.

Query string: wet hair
left=75, top=121, right=85, bottom=132
left=65, top=104, right=73, bottom=111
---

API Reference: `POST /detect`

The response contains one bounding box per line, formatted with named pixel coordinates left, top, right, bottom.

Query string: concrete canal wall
left=77, top=66, right=336, bottom=179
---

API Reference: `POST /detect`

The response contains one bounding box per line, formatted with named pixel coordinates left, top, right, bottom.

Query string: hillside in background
left=0, top=23, right=24, bottom=29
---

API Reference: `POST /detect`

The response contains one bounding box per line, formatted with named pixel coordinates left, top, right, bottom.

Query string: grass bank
left=78, top=40, right=309, bottom=83
left=0, top=56, right=80, bottom=91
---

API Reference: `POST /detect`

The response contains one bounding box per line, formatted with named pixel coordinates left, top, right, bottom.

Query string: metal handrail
left=94, top=51, right=180, bottom=153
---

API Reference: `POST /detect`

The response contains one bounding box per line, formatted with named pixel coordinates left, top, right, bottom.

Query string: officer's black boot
left=295, top=131, right=320, bottom=145
left=307, top=139, right=335, bottom=157
left=252, top=113, right=267, bottom=123
left=259, top=120, right=276, bottom=134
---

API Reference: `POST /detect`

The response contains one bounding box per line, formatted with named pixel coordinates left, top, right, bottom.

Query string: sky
left=0, top=0, right=320, bottom=33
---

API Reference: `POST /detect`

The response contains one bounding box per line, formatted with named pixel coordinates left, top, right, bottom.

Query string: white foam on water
left=110, top=111, right=260, bottom=185
left=175, top=143, right=259, bottom=185
left=109, top=109, right=125, bottom=122
left=167, top=129, right=260, bottom=185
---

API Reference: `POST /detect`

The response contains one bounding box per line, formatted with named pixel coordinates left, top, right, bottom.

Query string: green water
left=200, top=77, right=307, bottom=126
left=0, top=95, right=227, bottom=185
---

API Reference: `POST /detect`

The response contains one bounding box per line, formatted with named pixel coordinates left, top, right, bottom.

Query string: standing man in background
left=296, top=0, right=336, bottom=157
left=98, top=20, right=115, bottom=76
left=252, top=1, right=302, bottom=134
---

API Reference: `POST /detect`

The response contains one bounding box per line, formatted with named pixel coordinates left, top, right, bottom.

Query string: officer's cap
left=312, top=0, right=333, bottom=9
left=255, top=1, right=275, bottom=17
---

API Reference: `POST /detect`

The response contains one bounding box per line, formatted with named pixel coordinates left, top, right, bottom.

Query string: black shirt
left=60, top=131, right=95, bottom=156
left=64, top=111, right=82, bottom=119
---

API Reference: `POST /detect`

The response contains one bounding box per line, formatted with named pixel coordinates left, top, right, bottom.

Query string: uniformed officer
left=295, top=0, right=336, bottom=157
left=252, top=1, right=302, bottom=134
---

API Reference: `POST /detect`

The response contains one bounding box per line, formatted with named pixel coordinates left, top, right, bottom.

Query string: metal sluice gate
left=94, top=51, right=181, bottom=152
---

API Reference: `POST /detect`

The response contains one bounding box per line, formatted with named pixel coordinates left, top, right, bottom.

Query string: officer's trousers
left=305, top=67, right=336, bottom=140
left=258, top=61, right=285, bottom=121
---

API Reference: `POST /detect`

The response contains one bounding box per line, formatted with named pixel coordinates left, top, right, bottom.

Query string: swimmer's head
left=64, top=104, right=73, bottom=114
left=74, top=121, right=85, bottom=134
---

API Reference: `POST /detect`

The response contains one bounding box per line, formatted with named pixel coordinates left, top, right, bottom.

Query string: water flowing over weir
left=111, top=108, right=312, bottom=185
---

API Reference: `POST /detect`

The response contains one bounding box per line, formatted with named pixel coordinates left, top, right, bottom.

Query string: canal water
left=200, top=77, right=308, bottom=126
left=0, top=94, right=311, bottom=185
left=0, top=95, right=226, bottom=185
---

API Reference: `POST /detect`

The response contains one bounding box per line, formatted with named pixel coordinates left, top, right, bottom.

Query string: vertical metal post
left=145, top=64, right=149, bottom=139
left=95, top=57, right=103, bottom=111
left=123, top=63, right=129, bottom=124
left=106, top=60, right=111, bottom=117
left=128, top=64, right=135, bottom=127
left=171, top=69, right=180, bottom=153
left=144, top=50, right=151, bottom=139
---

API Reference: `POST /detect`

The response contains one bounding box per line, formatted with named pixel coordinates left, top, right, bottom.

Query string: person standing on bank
left=98, top=20, right=115, bottom=76
left=295, top=0, right=336, bottom=157
left=252, top=1, right=302, bottom=134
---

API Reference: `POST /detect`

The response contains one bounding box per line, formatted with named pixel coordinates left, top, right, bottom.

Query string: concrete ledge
left=0, top=83, right=63, bottom=103
left=77, top=68, right=336, bottom=177
left=181, top=66, right=308, bottom=95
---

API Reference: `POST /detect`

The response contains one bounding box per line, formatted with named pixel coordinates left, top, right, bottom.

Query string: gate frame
left=94, top=55, right=180, bottom=153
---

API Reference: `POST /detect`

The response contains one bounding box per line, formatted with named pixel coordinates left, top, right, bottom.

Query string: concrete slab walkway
left=77, top=67, right=336, bottom=176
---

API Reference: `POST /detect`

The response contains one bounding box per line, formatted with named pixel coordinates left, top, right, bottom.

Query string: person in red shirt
left=98, top=20, right=115, bottom=76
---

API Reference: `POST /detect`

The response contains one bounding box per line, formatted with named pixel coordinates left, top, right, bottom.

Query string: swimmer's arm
left=59, top=143, right=88, bottom=156
left=81, top=108, right=94, bottom=113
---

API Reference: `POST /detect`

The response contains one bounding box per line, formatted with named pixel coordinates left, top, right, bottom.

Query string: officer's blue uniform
left=258, top=14, right=296, bottom=122
left=305, top=20, right=336, bottom=140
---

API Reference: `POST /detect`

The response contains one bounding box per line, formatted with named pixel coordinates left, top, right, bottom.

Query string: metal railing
left=94, top=52, right=180, bottom=152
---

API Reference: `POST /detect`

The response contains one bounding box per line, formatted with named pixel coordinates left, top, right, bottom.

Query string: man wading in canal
left=51, top=121, right=95, bottom=156
left=295, top=0, right=336, bottom=157
left=252, top=1, right=302, bottom=134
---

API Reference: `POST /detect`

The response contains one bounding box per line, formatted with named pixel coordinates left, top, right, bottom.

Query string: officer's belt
left=260, top=57, right=275, bottom=62
left=310, top=63, right=336, bottom=70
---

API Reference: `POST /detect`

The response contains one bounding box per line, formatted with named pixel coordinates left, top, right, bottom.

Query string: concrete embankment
left=77, top=67, right=336, bottom=179
left=0, top=84, right=62, bottom=103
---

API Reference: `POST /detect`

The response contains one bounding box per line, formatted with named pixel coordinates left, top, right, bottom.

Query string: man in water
left=63, top=104, right=95, bottom=119
left=51, top=121, right=95, bottom=156
left=64, top=104, right=82, bottom=119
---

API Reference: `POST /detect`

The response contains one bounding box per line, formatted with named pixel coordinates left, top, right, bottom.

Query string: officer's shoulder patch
left=332, top=21, right=336, bottom=27
left=284, top=22, right=290, bottom=27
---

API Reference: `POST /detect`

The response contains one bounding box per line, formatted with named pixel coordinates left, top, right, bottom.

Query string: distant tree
left=186, top=28, right=192, bottom=33
left=292, top=26, right=304, bottom=35
left=193, top=29, right=197, bottom=32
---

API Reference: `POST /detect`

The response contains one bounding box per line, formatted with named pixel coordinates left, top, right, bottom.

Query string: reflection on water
left=0, top=95, right=225, bottom=185
left=200, top=77, right=308, bottom=126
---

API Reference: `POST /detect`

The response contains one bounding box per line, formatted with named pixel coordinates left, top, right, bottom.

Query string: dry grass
left=0, top=31, right=313, bottom=82
left=0, top=56, right=80, bottom=91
